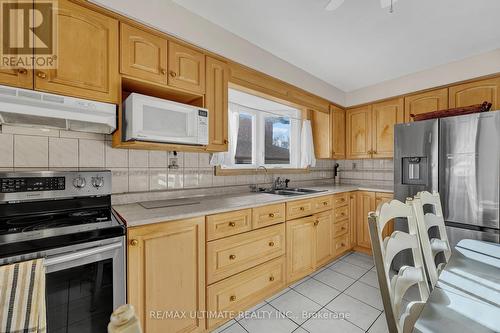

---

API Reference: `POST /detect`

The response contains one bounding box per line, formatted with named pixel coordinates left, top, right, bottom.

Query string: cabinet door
left=449, top=77, right=500, bottom=110
left=286, top=216, right=316, bottom=283
left=331, top=105, right=346, bottom=159
left=404, top=88, right=448, bottom=122
left=372, top=98, right=404, bottom=159
left=120, top=23, right=167, bottom=84
left=205, top=57, right=229, bottom=151
left=310, top=109, right=332, bottom=159
left=346, top=105, right=372, bottom=159
left=376, top=192, right=394, bottom=238
left=314, top=210, right=334, bottom=267
left=349, top=192, right=357, bottom=249
left=128, top=217, right=205, bottom=333
left=356, top=191, right=376, bottom=249
left=168, top=41, right=205, bottom=94
left=34, top=0, right=119, bottom=103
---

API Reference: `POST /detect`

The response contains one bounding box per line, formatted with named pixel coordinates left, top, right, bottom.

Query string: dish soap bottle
left=108, top=304, right=142, bottom=333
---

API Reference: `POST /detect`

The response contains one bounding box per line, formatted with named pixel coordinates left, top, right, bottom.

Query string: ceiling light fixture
left=325, top=0, right=400, bottom=13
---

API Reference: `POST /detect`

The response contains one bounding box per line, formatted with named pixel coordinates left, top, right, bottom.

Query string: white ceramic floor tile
left=289, top=275, right=311, bottom=288
left=293, top=278, right=341, bottom=306
left=313, top=269, right=355, bottom=291
left=325, top=294, right=381, bottom=330
left=368, top=313, right=389, bottom=333
left=235, top=301, right=267, bottom=321
left=269, top=289, right=322, bottom=325
left=301, top=309, right=364, bottom=333
left=358, top=270, right=380, bottom=289
left=342, top=253, right=375, bottom=269
left=292, top=327, right=309, bottom=333
left=238, top=304, right=298, bottom=333
left=344, top=281, right=384, bottom=310
left=329, top=261, right=369, bottom=280
left=266, top=287, right=291, bottom=302
left=220, top=322, right=247, bottom=333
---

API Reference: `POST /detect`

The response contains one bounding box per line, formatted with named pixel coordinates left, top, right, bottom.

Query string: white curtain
left=210, top=107, right=240, bottom=166
left=300, top=119, right=316, bottom=168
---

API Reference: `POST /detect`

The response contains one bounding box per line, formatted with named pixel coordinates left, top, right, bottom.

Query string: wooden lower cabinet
left=127, top=217, right=205, bottom=333
left=315, top=210, right=334, bottom=267
left=355, top=191, right=394, bottom=252
left=286, top=216, right=316, bottom=282
left=206, top=257, right=286, bottom=330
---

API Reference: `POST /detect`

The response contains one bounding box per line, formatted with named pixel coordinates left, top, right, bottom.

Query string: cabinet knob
left=341, top=226, right=346, bottom=231
left=341, top=243, right=346, bottom=247
left=160, top=68, right=167, bottom=75
left=228, top=221, right=236, bottom=227
left=299, top=207, right=305, bottom=211
left=268, top=241, right=275, bottom=247
left=130, top=239, right=139, bottom=246
left=36, top=71, right=47, bottom=79
left=269, top=276, right=275, bottom=282
left=229, top=295, right=237, bottom=302
left=323, top=201, right=328, bottom=206
left=169, top=70, right=177, bottom=77
left=314, top=220, right=319, bottom=226
left=269, top=213, right=275, bottom=218
left=373, top=150, right=377, bottom=155
left=17, top=68, right=27, bottom=75
left=223, top=139, right=228, bottom=144
left=229, top=254, right=236, bottom=260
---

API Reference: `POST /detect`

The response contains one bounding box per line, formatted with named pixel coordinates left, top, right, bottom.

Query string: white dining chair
left=368, top=198, right=430, bottom=333
left=412, top=191, right=451, bottom=287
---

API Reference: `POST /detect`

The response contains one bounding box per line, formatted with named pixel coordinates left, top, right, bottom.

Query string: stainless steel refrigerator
left=394, top=111, right=500, bottom=267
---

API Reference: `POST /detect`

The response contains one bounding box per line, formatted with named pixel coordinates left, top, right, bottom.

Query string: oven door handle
left=44, top=242, right=122, bottom=267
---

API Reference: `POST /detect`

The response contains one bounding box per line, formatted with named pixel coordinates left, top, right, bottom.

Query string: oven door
left=125, top=94, right=200, bottom=145
left=44, top=237, right=125, bottom=333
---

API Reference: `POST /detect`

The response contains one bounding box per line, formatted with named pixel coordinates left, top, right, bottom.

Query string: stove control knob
left=73, top=177, right=86, bottom=189
left=91, top=176, right=104, bottom=189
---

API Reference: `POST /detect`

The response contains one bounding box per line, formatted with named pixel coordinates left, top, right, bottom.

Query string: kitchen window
left=221, top=89, right=302, bottom=169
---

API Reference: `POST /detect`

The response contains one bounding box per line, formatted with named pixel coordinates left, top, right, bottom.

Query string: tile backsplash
left=337, top=159, right=394, bottom=187
left=0, top=125, right=336, bottom=195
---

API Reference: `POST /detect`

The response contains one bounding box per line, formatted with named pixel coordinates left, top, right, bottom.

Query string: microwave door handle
left=44, top=242, right=122, bottom=267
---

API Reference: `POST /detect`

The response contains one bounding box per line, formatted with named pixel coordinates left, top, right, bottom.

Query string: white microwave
left=124, top=93, right=208, bottom=145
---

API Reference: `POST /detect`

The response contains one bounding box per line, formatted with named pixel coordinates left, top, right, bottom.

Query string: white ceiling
left=173, top=0, right=500, bottom=92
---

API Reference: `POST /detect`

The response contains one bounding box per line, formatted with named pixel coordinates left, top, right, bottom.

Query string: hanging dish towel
left=0, top=259, right=46, bottom=333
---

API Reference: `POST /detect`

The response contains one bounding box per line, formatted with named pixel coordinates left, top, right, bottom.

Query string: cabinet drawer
left=333, top=220, right=349, bottom=237
left=286, top=199, right=315, bottom=220
left=313, top=195, right=333, bottom=213
left=207, top=224, right=285, bottom=284
left=334, top=233, right=350, bottom=256
left=334, top=206, right=349, bottom=222
left=252, top=203, right=286, bottom=229
left=207, top=257, right=286, bottom=329
left=333, top=193, right=349, bottom=208
left=206, top=209, right=252, bottom=241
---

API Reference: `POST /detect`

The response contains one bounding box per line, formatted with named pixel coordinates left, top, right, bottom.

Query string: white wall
left=346, top=48, right=500, bottom=106
left=90, top=0, right=346, bottom=105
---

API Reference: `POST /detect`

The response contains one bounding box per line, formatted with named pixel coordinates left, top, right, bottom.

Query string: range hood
left=0, top=85, right=117, bottom=134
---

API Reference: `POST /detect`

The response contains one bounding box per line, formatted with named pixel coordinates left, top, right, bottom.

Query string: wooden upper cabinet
left=206, top=56, right=229, bottom=152
left=120, top=23, right=167, bottom=84
left=404, top=88, right=448, bottom=122
left=356, top=191, right=375, bottom=250
left=168, top=41, right=205, bottom=94
left=34, top=0, right=119, bottom=103
left=289, top=89, right=329, bottom=113
left=310, top=109, right=332, bottom=159
left=371, top=98, right=403, bottom=158
left=127, top=217, right=205, bottom=333
left=331, top=105, right=346, bottom=159
left=346, top=105, right=372, bottom=159
left=449, top=77, right=500, bottom=110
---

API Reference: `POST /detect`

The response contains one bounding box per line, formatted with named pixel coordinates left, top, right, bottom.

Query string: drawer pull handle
left=341, top=226, right=346, bottom=231
left=229, top=254, right=236, bottom=260
left=269, top=276, right=275, bottom=282
left=36, top=71, right=47, bottom=79
left=228, top=222, right=236, bottom=227
left=230, top=295, right=237, bottom=302
left=18, top=68, right=28, bottom=75
left=299, top=207, right=305, bottom=211
left=314, top=220, right=319, bottom=226
left=268, top=241, right=275, bottom=247
left=130, top=239, right=139, bottom=246
left=340, top=212, right=346, bottom=216
left=341, top=243, right=346, bottom=247
left=269, top=213, right=275, bottom=218
left=323, top=202, right=328, bottom=206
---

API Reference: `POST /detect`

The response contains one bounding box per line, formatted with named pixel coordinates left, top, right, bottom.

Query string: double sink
left=258, top=188, right=327, bottom=196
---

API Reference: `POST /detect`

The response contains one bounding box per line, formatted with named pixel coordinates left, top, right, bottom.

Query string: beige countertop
left=113, top=184, right=393, bottom=228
